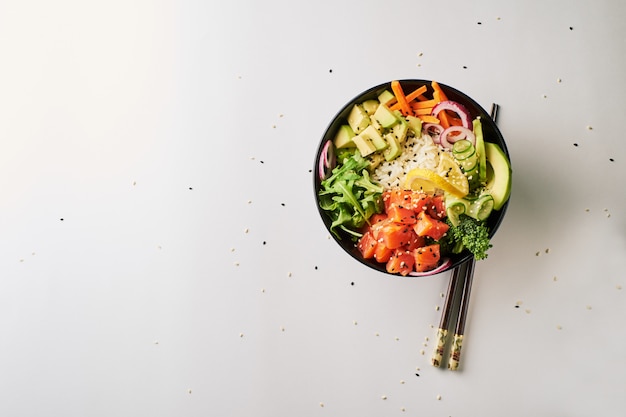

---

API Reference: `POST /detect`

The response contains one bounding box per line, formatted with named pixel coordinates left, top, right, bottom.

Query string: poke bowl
left=313, top=79, right=511, bottom=277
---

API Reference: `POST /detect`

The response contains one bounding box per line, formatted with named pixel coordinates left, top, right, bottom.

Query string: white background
left=1, top=1, right=626, bottom=416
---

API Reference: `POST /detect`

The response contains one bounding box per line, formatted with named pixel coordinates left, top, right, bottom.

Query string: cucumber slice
left=452, top=139, right=476, bottom=161
left=473, top=117, right=487, bottom=183
left=445, top=196, right=467, bottom=227
left=467, top=194, right=494, bottom=221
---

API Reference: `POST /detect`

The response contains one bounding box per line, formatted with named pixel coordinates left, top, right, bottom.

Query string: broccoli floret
left=445, top=214, right=492, bottom=260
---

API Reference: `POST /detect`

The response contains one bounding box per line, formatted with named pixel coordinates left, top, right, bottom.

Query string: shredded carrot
left=431, top=81, right=451, bottom=128
left=391, top=80, right=412, bottom=116
left=418, top=115, right=440, bottom=124
left=404, top=85, right=428, bottom=103
left=390, top=85, right=428, bottom=112
left=431, top=81, right=449, bottom=102
left=413, top=107, right=434, bottom=116
left=410, top=98, right=438, bottom=109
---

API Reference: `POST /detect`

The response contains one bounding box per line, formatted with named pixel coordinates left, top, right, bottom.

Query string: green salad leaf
left=318, top=151, right=383, bottom=239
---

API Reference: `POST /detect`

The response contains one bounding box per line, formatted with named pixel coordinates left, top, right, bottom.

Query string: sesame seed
left=436, top=395, right=442, bottom=400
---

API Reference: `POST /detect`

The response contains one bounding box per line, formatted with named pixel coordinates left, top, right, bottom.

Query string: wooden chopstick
left=430, top=103, right=500, bottom=370
left=447, top=258, right=475, bottom=370
left=430, top=264, right=463, bottom=367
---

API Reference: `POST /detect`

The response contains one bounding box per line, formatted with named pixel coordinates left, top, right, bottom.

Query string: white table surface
left=2, top=1, right=626, bottom=416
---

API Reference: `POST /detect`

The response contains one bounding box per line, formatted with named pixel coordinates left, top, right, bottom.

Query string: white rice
left=371, top=133, right=443, bottom=189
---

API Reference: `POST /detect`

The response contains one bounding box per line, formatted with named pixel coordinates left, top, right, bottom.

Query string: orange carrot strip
left=391, top=80, right=412, bottom=116
left=404, top=85, right=428, bottom=103
left=413, top=107, right=434, bottom=115
left=431, top=81, right=449, bottom=101
left=410, top=98, right=438, bottom=109
left=418, top=115, right=440, bottom=124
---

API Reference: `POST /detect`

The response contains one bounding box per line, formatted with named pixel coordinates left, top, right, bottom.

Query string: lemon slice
left=404, top=153, right=469, bottom=197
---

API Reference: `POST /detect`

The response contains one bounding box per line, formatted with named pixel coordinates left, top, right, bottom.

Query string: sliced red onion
left=423, top=123, right=444, bottom=144
left=439, top=126, right=476, bottom=149
left=408, top=257, right=453, bottom=277
left=318, top=140, right=336, bottom=180
left=431, top=100, right=472, bottom=129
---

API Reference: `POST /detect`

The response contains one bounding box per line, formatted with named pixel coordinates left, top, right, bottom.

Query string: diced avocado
left=352, top=134, right=377, bottom=157
left=362, top=100, right=380, bottom=115
left=406, top=115, right=423, bottom=136
left=367, top=153, right=385, bottom=170
left=347, top=104, right=370, bottom=134
left=391, top=117, right=409, bottom=143
left=383, top=132, right=402, bottom=161
left=372, top=104, right=398, bottom=129
left=484, top=142, right=512, bottom=210
left=369, top=115, right=383, bottom=133
left=359, top=125, right=387, bottom=151
left=473, top=117, right=487, bottom=183
left=377, top=90, right=395, bottom=106
left=333, top=124, right=356, bottom=149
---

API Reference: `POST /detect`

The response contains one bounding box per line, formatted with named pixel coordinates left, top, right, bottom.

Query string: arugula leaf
left=319, top=152, right=383, bottom=239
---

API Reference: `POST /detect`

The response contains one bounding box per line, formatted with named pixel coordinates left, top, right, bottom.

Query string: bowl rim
left=313, top=79, right=511, bottom=277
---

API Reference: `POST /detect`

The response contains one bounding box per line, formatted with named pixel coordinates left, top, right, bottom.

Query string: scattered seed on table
left=436, top=395, right=442, bottom=400
left=420, top=349, right=425, bottom=355
left=154, top=340, right=159, bottom=345
left=401, top=407, right=406, bottom=412
left=287, top=272, right=292, bottom=277
left=525, top=309, right=531, bottom=314
left=545, top=248, right=550, bottom=254
left=319, top=402, right=324, bottom=407
left=586, top=305, right=592, bottom=310
left=609, top=158, right=615, bottom=162
left=586, top=125, right=593, bottom=130
left=616, top=285, right=622, bottom=290
left=244, top=228, right=249, bottom=233
left=400, top=380, right=405, bottom=384
left=188, top=389, right=192, bottom=394
left=395, top=337, right=400, bottom=341
left=381, top=395, right=387, bottom=400
left=239, top=333, right=244, bottom=338
left=435, top=305, right=440, bottom=311
left=234, top=262, right=240, bottom=266
left=556, top=325, right=563, bottom=330
left=353, top=320, right=358, bottom=326
left=557, top=78, right=562, bottom=83
left=553, top=276, right=558, bottom=281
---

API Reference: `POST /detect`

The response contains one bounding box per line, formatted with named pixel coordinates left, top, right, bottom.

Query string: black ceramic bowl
left=313, top=79, right=511, bottom=277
